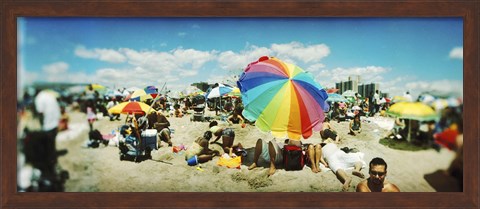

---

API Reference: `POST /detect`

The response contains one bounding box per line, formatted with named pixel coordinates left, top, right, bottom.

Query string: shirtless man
left=356, top=157, right=400, bottom=192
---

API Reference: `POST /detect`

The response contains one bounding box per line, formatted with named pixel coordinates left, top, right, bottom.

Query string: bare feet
left=342, top=177, right=352, bottom=191
left=352, top=170, right=365, bottom=178
left=248, top=163, right=257, bottom=170
left=268, top=167, right=276, bottom=176
left=310, top=164, right=320, bottom=173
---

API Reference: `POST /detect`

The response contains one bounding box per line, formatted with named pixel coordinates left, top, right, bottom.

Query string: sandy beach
left=55, top=108, right=460, bottom=192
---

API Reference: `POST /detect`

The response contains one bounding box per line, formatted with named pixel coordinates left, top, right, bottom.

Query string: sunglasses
left=369, top=171, right=386, bottom=177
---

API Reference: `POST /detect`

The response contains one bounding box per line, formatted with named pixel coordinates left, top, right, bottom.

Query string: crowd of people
left=17, top=85, right=463, bottom=192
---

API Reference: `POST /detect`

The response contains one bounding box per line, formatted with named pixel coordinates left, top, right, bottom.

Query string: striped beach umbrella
left=237, top=56, right=329, bottom=140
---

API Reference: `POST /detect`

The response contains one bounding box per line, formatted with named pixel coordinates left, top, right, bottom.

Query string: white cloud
left=449, top=47, right=463, bottom=60
left=306, top=63, right=326, bottom=73
left=314, top=66, right=390, bottom=88
left=271, top=42, right=330, bottom=63
left=75, top=45, right=98, bottom=58
left=75, top=45, right=126, bottom=63
left=178, top=32, right=187, bottom=37
left=95, top=48, right=126, bottom=63
left=42, top=62, right=69, bottom=74
left=406, top=79, right=463, bottom=97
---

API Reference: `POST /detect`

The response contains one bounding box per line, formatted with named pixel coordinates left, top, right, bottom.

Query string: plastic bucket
left=187, top=155, right=198, bottom=166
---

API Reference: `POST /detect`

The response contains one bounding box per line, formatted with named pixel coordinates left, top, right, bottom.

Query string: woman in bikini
left=320, top=117, right=341, bottom=143
left=209, top=121, right=236, bottom=153
left=227, top=112, right=244, bottom=125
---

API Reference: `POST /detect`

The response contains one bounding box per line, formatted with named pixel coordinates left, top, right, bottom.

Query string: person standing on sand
left=34, top=89, right=62, bottom=176
left=356, top=157, right=400, bottom=192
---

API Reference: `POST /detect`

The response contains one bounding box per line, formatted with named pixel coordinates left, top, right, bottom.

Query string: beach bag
left=283, top=145, right=305, bottom=171
left=89, top=129, right=103, bottom=142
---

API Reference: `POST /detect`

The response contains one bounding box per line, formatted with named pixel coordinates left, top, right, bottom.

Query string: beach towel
left=217, top=155, right=242, bottom=169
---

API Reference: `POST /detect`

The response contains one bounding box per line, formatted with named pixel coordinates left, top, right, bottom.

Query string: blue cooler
left=141, top=129, right=158, bottom=151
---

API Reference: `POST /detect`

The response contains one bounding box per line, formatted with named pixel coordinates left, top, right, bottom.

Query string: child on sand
left=185, top=131, right=220, bottom=164
left=209, top=121, right=235, bottom=153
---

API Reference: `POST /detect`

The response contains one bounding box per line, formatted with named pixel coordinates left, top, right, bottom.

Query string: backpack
left=283, top=145, right=305, bottom=171
left=89, top=129, right=103, bottom=142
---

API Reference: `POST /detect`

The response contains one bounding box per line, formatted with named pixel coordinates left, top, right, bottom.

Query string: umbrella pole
left=407, top=120, right=411, bottom=142
left=146, top=82, right=166, bottom=114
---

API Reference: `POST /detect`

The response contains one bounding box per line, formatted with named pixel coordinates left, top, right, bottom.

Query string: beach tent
left=237, top=56, right=329, bottom=140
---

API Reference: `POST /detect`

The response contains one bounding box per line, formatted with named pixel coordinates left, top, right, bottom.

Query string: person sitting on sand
left=248, top=138, right=302, bottom=176
left=209, top=121, right=235, bottom=153
left=147, top=111, right=173, bottom=147
left=388, top=117, right=405, bottom=139
left=305, top=143, right=328, bottom=173
left=320, top=117, right=341, bottom=143
left=320, top=141, right=366, bottom=191
left=174, top=107, right=183, bottom=118
left=356, top=157, right=400, bottom=192
left=348, top=114, right=362, bottom=136
left=184, top=131, right=220, bottom=164
left=227, top=112, right=244, bottom=125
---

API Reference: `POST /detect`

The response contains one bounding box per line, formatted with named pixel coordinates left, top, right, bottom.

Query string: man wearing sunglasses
left=356, top=157, right=400, bottom=192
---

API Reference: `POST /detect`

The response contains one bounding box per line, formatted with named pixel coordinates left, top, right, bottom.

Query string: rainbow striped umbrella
left=237, top=56, right=329, bottom=140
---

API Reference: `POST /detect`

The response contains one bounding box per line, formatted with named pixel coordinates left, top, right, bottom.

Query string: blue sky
left=18, top=17, right=463, bottom=99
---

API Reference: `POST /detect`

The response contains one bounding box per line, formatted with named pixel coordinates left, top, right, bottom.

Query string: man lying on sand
left=320, top=142, right=366, bottom=191
left=356, top=157, right=400, bottom=192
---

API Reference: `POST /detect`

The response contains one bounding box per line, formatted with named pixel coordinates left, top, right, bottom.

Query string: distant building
left=335, top=76, right=360, bottom=94
left=358, top=83, right=379, bottom=98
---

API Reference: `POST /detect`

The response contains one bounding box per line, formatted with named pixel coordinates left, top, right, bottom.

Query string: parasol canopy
left=386, top=101, right=439, bottom=142
left=108, top=101, right=155, bottom=115
left=144, top=86, right=158, bottom=99
left=129, top=89, right=153, bottom=102
left=205, top=83, right=235, bottom=99
left=237, top=56, right=329, bottom=140
left=327, top=93, right=348, bottom=103
left=386, top=102, right=439, bottom=121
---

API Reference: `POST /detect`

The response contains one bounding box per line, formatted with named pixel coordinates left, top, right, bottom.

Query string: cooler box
left=141, top=129, right=158, bottom=151
left=192, top=113, right=204, bottom=122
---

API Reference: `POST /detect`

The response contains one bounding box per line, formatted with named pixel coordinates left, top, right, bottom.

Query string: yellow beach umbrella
left=387, top=102, right=438, bottom=121
left=386, top=102, right=439, bottom=142
left=108, top=101, right=155, bottom=115
left=130, top=89, right=153, bottom=102
left=227, top=87, right=241, bottom=97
